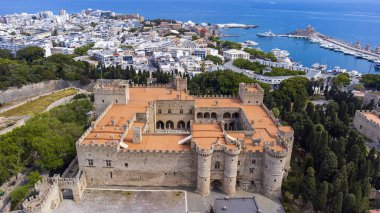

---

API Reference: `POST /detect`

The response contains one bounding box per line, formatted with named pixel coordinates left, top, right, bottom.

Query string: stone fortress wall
left=353, top=110, right=380, bottom=143
left=0, top=80, right=94, bottom=104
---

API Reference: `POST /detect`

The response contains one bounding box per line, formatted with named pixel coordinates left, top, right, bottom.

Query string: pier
left=290, top=26, right=380, bottom=62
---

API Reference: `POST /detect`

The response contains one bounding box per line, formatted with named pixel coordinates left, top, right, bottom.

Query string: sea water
left=1, top=0, right=379, bottom=73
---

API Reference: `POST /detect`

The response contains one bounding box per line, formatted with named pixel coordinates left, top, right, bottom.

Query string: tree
left=312, top=181, right=328, bottom=211
left=243, top=48, right=277, bottom=62
left=343, top=193, right=357, bottom=213
left=302, top=167, right=316, bottom=202
left=319, top=149, right=338, bottom=181
left=17, top=46, right=45, bottom=63
left=192, top=35, right=199, bottom=41
left=331, top=192, right=343, bottom=213
left=74, top=43, right=94, bottom=56
left=360, top=74, right=380, bottom=90
left=9, top=185, right=29, bottom=209
left=0, top=49, right=13, bottom=59
left=205, top=55, right=223, bottom=65
left=332, top=73, right=350, bottom=87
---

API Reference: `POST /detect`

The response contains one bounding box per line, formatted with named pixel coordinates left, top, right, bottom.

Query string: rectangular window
left=88, top=159, right=93, bottom=166
left=237, top=171, right=240, bottom=175
left=189, top=109, right=193, bottom=114
left=106, top=160, right=112, bottom=167
left=125, top=163, right=128, bottom=167
left=252, top=160, right=256, bottom=164
left=158, top=109, right=162, bottom=114
left=238, top=161, right=241, bottom=166
left=168, top=109, right=172, bottom=114
left=180, top=109, right=183, bottom=114
left=249, top=168, right=254, bottom=174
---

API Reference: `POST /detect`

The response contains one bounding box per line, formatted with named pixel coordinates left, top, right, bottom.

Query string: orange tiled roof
left=81, top=86, right=290, bottom=152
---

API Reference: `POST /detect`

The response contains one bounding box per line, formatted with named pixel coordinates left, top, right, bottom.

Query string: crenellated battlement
left=264, top=142, right=288, bottom=158
left=355, top=110, right=380, bottom=128
left=238, top=83, right=264, bottom=105
left=193, top=94, right=238, bottom=98
left=131, top=83, right=171, bottom=88
left=22, top=178, right=58, bottom=212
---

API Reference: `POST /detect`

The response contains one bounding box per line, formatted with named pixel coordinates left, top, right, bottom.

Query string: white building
left=223, top=49, right=250, bottom=61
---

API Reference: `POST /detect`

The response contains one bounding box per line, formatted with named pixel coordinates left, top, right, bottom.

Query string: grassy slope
left=0, top=88, right=77, bottom=117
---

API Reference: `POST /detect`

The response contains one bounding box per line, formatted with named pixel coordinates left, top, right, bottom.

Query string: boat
left=375, top=63, right=380, bottom=70
left=257, top=31, right=276, bottom=37
left=244, top=40, right=259, bottom=46
left=311, top=63, right=327, bottom=71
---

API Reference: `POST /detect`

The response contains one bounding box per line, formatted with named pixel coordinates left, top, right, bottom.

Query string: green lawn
left=0, top=88, right=77, bottom=117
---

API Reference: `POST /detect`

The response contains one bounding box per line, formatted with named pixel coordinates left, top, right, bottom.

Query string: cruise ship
left=257, top=31, right=276, bottom=37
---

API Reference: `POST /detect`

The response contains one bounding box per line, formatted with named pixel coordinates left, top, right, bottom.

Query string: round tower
left=262, top=144, right=287, bottom=198
left=196, top=147, right=213, bottom=195
left=222, top=148, right=240, bottom=195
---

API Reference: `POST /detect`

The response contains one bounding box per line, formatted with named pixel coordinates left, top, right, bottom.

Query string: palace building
left=76, top=78, right=294, bottom=197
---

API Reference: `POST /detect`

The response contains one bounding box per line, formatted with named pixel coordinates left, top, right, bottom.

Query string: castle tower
left=93, top=79, right=129, bottom=117
left=262, top=144, right=287, bottom=198
left=174, top=76, right=187, bottom=91
left=238, top=83, right=264, bottom=105
left=222, top=149, right=240, bottom=195
left=196, top=148, right=213, bottom=195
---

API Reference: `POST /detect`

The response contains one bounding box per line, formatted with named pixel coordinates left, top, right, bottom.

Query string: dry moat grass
left=0, top=88, right=77, bottom=117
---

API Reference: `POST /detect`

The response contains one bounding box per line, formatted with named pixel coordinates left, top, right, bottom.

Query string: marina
left=256, top=26, right=380, bottom=68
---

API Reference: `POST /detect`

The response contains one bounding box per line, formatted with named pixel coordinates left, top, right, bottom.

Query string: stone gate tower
left=93, top=79, right=129, bottom=117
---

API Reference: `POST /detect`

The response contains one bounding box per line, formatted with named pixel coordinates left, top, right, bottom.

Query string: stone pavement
left=52, top=188, right=187, bottom=213
left=52, top=186, right=284, bottom=213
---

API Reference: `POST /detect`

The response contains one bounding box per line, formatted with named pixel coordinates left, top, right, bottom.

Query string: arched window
left=166, top=120, right=174, bottom=129
left=204, top=112, right=210, bottom=118
left=230, top=122, right=236, bottom=131
left=197, top=112, right=203, bottom=118
left=211, top=112, right=217, bottom=119
left=215, top=161, right=221, bottom=169
left=223, top=112, right=231, bottom=119
left=232, top=112, right=239, bottom=118
left=156, top=120, right=164, bottom=129
left=177, top=120, right=186, bottom=129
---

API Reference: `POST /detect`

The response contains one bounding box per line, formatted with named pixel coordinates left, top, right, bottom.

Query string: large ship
left=257, top=30, right=276, bottom=37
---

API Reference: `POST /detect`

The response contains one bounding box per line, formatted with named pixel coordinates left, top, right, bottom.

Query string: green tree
left=0, top=49, right=13, bottom=59
left=17, top=46, right=45, bottom=63
left=205, top=55, right=223, bottom=65
left=319, top=149, right=338, bottom=181
left=74, top=43, right=94, bottom=56
left=302, top=167, right=316, bottom=202
left=331, top=192, right=343, bottom=213
left=312, top=181, right=328, bottom=211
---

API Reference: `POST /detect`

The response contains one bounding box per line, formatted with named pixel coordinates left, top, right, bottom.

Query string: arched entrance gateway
left=211, top=180, right=223, bottom=192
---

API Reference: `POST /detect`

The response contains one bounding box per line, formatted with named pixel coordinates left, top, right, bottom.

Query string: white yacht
left=257, top=31, right=276, bottom=37
left=244, top=40, right=259, bottom=46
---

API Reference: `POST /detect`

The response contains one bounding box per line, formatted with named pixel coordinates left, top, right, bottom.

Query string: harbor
left=257, top=26, right=380, bottom=64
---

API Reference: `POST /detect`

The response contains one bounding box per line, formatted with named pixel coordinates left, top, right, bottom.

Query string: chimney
left=133, top=127, right=142, bottom=144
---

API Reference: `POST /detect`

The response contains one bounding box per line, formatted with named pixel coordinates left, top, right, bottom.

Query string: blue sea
left=1, top=0, right=379, bottom=73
